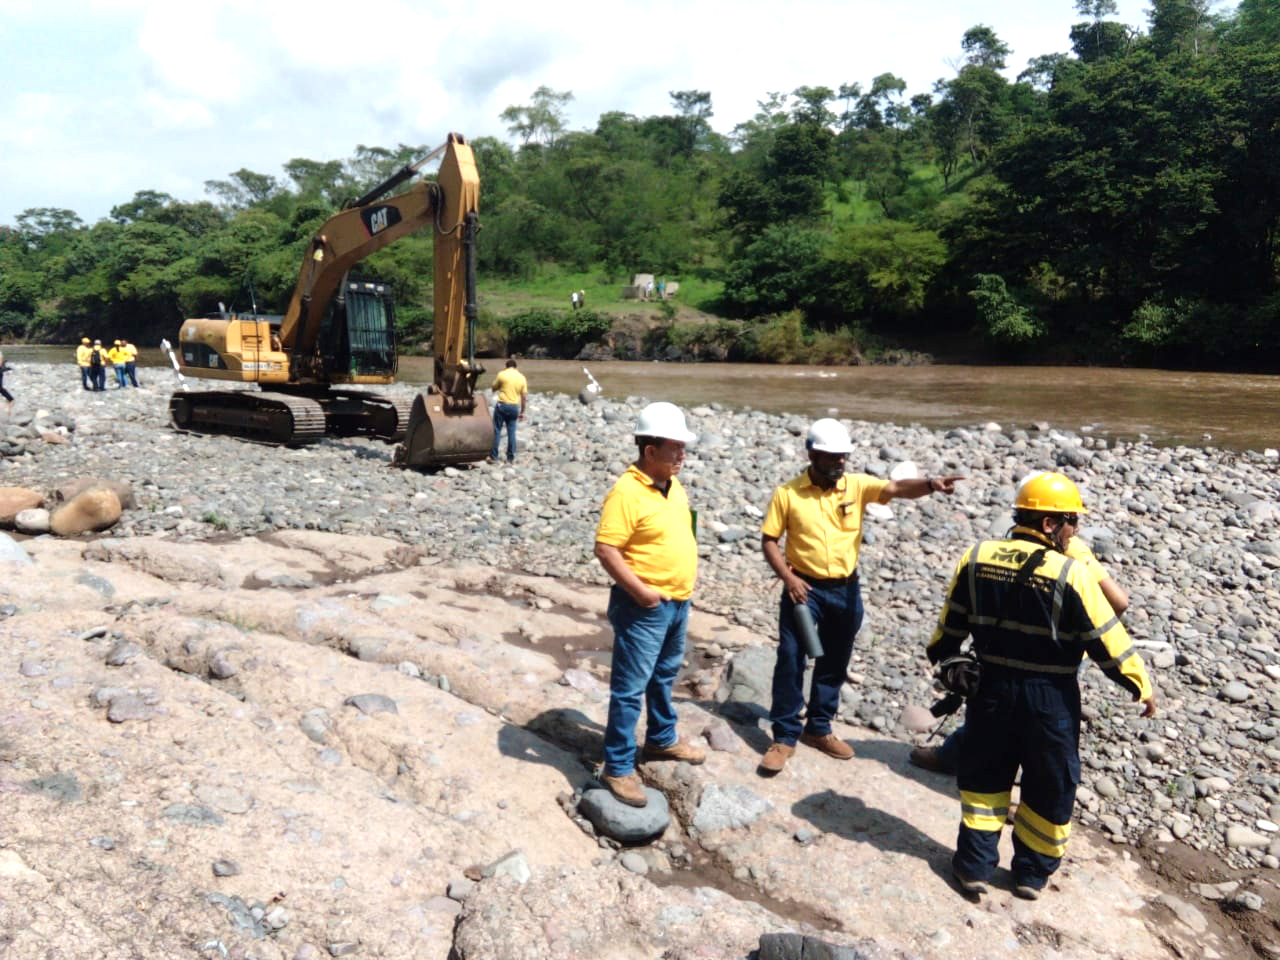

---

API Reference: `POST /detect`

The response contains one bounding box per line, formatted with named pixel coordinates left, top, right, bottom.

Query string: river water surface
left=9, top=346, right=1277, bottom=453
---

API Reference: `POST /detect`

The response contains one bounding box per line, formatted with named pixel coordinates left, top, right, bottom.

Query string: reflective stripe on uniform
left=1050, top=557, right=1074, bottom=644
left=1012, top=802, right=1071, bottom=858
left=945, top=599, right=969, bottom=615
left=1081, top=615, right=1121, bottom=640
left=977, top=653, right=1079, bottom=675
left=960, top=789, right=1011, bottom=832
left=1092, top=645, right=1139, bottom=671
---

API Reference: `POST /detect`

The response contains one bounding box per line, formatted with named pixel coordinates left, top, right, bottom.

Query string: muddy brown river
left=9, top=346, right=1278, bottom=453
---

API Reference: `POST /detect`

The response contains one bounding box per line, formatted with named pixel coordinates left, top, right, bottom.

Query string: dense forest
left=0, top=0, right=1277, bottom=368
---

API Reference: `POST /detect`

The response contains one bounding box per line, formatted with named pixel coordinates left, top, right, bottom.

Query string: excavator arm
left=282, top=132, right=481, bottom=393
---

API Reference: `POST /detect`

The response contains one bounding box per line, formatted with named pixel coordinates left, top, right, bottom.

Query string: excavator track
left=169, top=391, right=327, bottom=446
left=324, top=391, right=415, bottom=442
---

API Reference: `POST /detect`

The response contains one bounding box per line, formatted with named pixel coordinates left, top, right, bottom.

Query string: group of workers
left=592, top=402, right=1155, bottom=903
left=75, top=338, right=139, bottom=391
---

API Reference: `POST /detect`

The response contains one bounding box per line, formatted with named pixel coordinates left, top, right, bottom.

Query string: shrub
left=505, top=308, right=612, bottom=355
left=754, top=310, right=808, bottom=364
left=970, top=274, right=1043, bottom=345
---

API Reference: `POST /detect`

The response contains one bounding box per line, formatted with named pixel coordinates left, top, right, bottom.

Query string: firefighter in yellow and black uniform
left=927, top=471, right=1156, bottom=900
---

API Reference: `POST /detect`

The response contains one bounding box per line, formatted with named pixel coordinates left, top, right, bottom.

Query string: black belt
left=798, top=571, right=859, bottom=588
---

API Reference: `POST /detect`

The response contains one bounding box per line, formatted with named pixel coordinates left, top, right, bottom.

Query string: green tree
left=501, top=86, right=574, bottom=147
left=827, top=221, right=947, bottom=321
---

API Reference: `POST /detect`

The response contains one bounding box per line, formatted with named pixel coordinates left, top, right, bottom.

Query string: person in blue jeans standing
left=489, top=359, right=527, bottom=462
left=593, top=402, right=706, bottom=807
left=757, top=417, right=962, bottom=776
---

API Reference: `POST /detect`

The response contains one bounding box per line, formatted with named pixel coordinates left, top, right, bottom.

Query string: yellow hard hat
left=81, top=337, right=90, bottom=345
left=113, top=339, right=121, bottom=346
left=1016, top=471, right=1087, bottom=514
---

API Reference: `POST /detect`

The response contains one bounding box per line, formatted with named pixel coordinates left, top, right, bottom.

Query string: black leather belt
left=798, top=571, right=859, bottom=587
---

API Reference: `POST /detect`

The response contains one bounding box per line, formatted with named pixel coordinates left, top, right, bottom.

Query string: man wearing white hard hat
left=757, top=418, right=962, bottom=775
left=594, top=402, right=705, bottom=807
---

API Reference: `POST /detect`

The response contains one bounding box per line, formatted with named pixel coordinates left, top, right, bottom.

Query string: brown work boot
left=601, top=772, right=648, bottom=808
left=642, top=739, right=706, bottom=765
left=757, top=741, right=795, bottom=776
left=800, top=732, right=854, bottom=760
left=909, top=745, right=948, bottom=773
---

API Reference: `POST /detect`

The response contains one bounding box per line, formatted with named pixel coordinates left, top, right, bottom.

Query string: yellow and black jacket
left=928, top=527, right=1151, bottom=701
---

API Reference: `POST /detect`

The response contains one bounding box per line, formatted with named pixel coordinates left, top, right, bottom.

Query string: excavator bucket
left=393, top=390, right=493, bottom=469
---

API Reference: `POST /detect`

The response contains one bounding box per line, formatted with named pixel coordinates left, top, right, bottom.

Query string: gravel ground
left=2, top=362, right=1279, bottom=875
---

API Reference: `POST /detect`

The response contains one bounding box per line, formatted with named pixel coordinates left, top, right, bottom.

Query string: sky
left=0, top=0, right=1161, bottom=226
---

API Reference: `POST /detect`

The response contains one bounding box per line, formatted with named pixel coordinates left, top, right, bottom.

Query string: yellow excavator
left=169, top=132, right=492, bottom=467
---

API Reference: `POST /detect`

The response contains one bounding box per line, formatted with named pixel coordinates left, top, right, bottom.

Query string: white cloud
left=1, top=0, right=1159, bottom=222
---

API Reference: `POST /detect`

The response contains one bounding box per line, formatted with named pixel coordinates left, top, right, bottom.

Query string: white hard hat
left=806, top=418, right=853, bottom=454
left=634, top=402, right=696, bottom=443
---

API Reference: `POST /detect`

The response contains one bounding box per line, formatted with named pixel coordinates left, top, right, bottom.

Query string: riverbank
left=0, top=363, right=1278, bottom=955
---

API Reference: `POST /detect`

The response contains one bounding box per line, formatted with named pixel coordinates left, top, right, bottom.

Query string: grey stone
left=692, top=783, right=771, bottom=833
left=162, top=803, right=224, bottom=826
left=212, top=859, right=241, bottom=877
left=343, top=693, right=398, bottom=715
left=481, top=849, right=531, bottom=884
left=299, top=708, right=332, bottom=744
left=106, top=695, right=152, bottom=723
left=579, top=787, right=670, bottom=843
left=1222, top=681, right=1251, bottom=703
left=1229, top=890, right=1264, bottom=912
left=620, top=851, right=648, bottom=875
left=1227, top=825, right=1270, bottom=848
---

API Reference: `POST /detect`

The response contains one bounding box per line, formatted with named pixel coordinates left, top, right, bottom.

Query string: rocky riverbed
left=0, top=362, right=1278, bottom=958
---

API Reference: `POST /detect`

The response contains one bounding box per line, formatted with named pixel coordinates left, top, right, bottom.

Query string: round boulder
left=14, top=508, right=50, bottom=534
left=50, top=488, right=122, bottom=536
left=0, top=487, right=43, bottom=527
left=578, top=786, right=670, bottom=843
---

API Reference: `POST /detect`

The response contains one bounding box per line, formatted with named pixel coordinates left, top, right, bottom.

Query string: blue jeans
left=770, top=578, right=863, bottom=744
left=603, top=587, right=689, bottom=776
left=491, top=402, right=519, bottom=461
left=114, top=364, right=128, bottom=388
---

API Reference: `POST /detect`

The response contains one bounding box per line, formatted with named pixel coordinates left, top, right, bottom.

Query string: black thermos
left=793, top=602, right=824, bottom=659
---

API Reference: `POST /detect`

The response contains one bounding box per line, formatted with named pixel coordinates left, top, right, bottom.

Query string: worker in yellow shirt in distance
left=121, top=339, right=139, bottom=387
left=75, top=337, right=93, bottom=390
left=489, top=359, right=528, bottom=463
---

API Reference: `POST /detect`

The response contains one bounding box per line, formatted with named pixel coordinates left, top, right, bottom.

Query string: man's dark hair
left=636, top=435, right=660, bottom=457
left=505, top=359, right=517, bottom=368
left=1014, top=508, right=1062, bottom=527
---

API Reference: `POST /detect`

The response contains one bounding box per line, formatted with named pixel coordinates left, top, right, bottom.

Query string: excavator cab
left=317, top=279, right=399, bottom=380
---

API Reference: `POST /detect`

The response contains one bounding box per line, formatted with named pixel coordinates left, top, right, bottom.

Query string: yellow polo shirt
left=596, top=465, right=697, bottom=600
left=761, top=470, right=889, bottom=580
left=492, top=368, right=527, bottom=405
left=1065, top=536, right=1108, bottom=582
left=76, top=345, right=92, bottom=367
left=122, top=343, right=138, bottom=362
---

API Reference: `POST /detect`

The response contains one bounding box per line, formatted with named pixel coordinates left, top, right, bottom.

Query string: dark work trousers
left=954, top=670, right=1081, bottom=889
left=769, top=577, right=863, bottom=744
